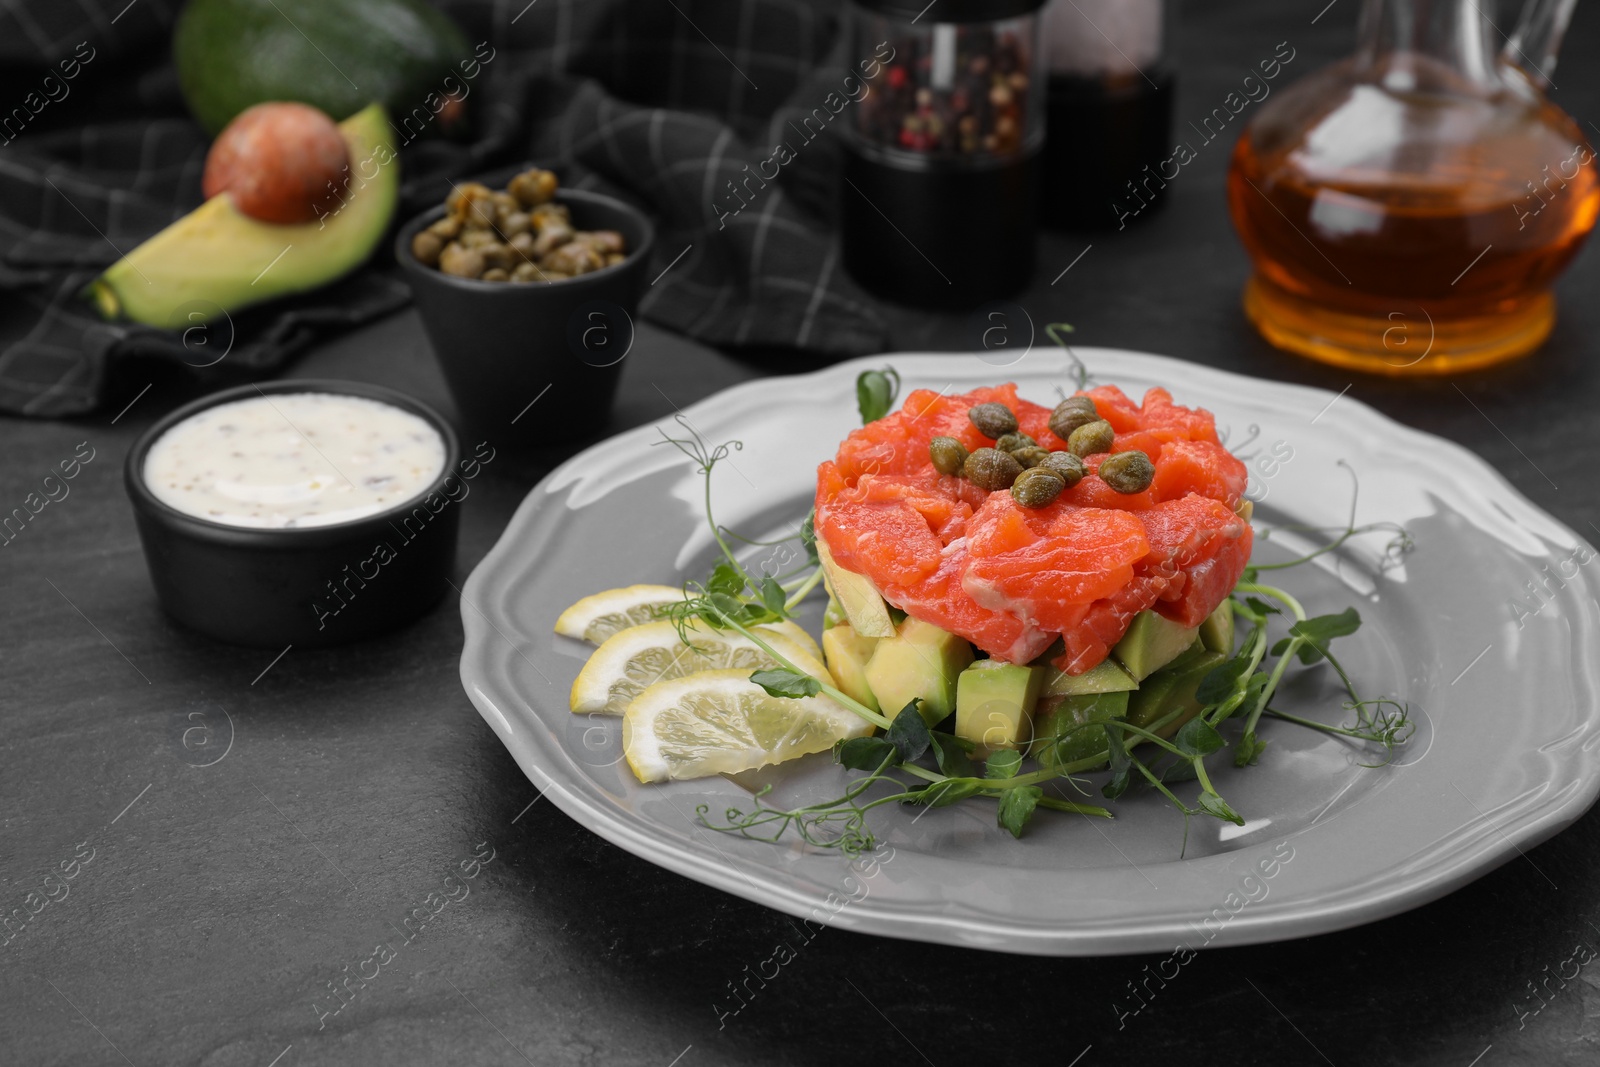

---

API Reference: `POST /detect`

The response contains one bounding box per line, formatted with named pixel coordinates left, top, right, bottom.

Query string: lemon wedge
left=554, top=584, right=685, bottom=644
left=570, top=620, right=827, bottom=716
left=623, top=669, right=874, bottom=782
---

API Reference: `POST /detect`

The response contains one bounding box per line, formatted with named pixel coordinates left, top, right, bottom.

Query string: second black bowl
left=125, top=380, right=465, bottom=648
left=396, top=189, right=655, bottom=449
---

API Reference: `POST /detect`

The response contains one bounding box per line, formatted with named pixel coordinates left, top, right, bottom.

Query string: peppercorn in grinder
left=841, top=0, right=1047, bottom=308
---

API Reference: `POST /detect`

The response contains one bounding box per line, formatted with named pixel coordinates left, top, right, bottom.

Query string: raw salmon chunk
left=815, top=383, right=1252, bottom=674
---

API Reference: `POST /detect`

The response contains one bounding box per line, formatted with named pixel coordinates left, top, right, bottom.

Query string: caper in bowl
left=410, top=168, right=629, bottom=284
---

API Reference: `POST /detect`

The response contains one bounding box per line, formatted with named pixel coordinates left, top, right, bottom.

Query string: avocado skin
left=174, top=0, right=470, bottom=134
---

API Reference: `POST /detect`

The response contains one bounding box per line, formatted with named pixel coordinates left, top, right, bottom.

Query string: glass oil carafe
left=1228, top=0, right=1598, bottom=374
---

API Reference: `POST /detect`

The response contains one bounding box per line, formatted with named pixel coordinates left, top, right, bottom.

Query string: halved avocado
left=87, top=103, right=398, bottom=329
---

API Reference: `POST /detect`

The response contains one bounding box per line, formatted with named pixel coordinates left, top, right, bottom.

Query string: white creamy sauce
left=143, top=392, right=447, bottom=529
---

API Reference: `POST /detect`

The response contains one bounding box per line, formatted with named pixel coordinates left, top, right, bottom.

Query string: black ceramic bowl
left=396, top=188, right=655, bottom=449
left=125, top=380, right=463, bottom=648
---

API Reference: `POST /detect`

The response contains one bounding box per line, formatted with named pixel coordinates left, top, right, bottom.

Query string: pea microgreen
left=749, top=668, right=821, bottom=700
left=856, top=367, right=901, bottom=424
left=997, top=785, right=1044, bottom=838
left=885, top=701, right=932, bottom=762
left=1045, top=322, right=1090, bottom=392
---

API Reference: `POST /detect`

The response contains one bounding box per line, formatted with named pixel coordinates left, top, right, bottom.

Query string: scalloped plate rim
left=458, top=348, right=1600, bottom=956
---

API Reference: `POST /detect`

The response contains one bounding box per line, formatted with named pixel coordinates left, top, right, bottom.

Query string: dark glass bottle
left=1039, top=0, right=1175, bottom=231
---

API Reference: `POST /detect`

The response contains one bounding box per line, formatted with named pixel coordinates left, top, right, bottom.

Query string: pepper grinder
left=840, top=0, right=1048, bottom=308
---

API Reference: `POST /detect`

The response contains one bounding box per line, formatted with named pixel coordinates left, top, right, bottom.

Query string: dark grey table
left=5, top=4, right=1599, bottom=1066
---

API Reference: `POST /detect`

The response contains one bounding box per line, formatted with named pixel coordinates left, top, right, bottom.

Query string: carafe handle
left=1504, top=0, right=1578, bottom=88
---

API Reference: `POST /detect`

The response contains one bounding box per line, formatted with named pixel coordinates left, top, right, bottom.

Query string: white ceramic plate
left=458, top=349, right=1600, bottom=956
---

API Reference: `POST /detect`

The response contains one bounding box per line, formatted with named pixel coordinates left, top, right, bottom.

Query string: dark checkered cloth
left=0, top=0, right=888, bottom=417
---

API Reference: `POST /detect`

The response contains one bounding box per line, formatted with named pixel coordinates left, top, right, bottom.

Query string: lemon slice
left=554, top=584, right=824, bottom=659
left=623, top=669, right=874, bottom=782
left=766, top=617, right=822, bottom=661
left=571, top=620, right=828, bottom=715
left=554, top=584, right=685, bottom=643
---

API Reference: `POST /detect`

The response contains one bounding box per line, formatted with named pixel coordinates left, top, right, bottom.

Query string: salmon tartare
left=814, top=383, right=1253, bottom=676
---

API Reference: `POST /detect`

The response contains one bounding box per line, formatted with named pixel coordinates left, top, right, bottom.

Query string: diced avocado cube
left=1160, top=636, right=1211, bottom=677
left=822, top=623, right=881, bottom=714
left=815, top=533, right=896, bottom=638
left=1043, top=656, right=1139, bottom=697
left=1032, top=690, right=1130, bottom=771
left=955, top=660, right=1043, bottom=751
left=1113, top=610, right=1202, bottom=681
left=863, top=617, right=974, bottom=726
left=1127, top=650, right=1228, bottom=739
left=1199, top=599, right=1235, bottom=655
left=823, top=596, right=847, bottom=631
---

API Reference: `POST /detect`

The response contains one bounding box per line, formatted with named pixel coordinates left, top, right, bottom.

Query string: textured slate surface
left=4, top=1, right=1600, bottom=1065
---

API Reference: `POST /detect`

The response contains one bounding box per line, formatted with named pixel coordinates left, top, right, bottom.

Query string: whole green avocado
left=174, top=0, right=473, bottom=134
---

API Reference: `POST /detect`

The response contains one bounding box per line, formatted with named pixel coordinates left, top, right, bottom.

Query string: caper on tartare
left=1040, top=450, right=1086, bottom=486
left=963, top=447, right=1023, bottom=490
left=967, top=402, right=1018, bottom=439
left=1048, top=395, right=1099, bottom=441
left=1010, top=466, right=1066, bottom=507
left=1067, top=418, right=1116, bottom=457
left=1010, top=445, right=1052, bottom=468
left=929, top=436, right=969, bottom=476
left=1098, top=450, right=1156, bottom=494
left=994, top=431, right=1036, bottom=454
